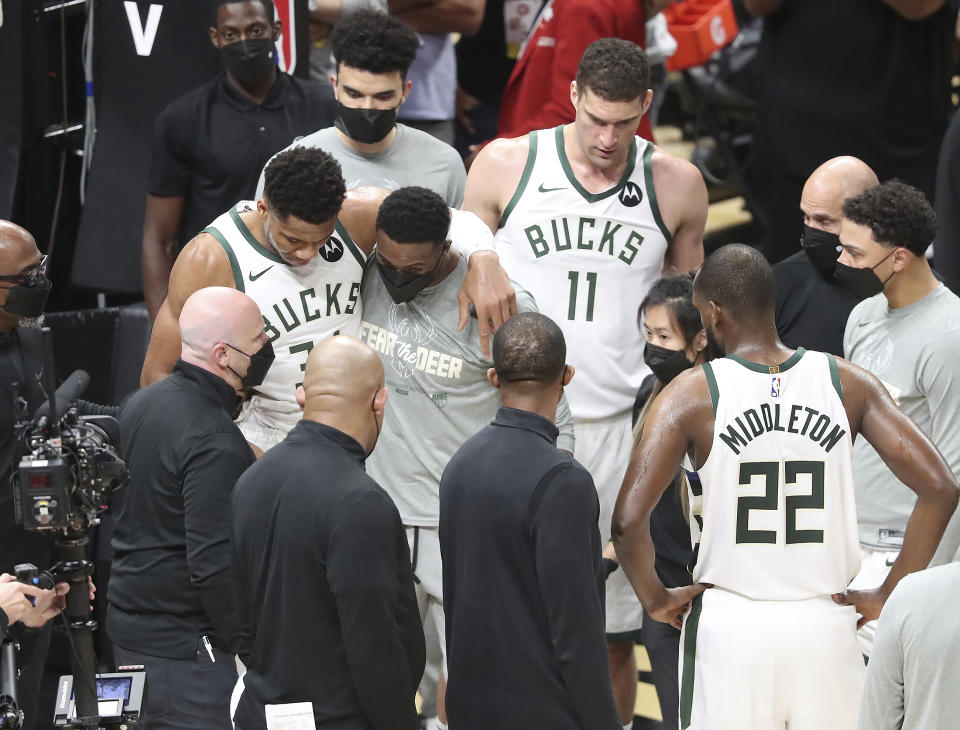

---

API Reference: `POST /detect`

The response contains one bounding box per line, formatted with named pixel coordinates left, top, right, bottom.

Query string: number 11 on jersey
left=567, top=270, right=598, bottom=321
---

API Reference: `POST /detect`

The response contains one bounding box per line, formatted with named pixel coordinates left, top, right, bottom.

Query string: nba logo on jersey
left=771, top=376, right=781, bottom=397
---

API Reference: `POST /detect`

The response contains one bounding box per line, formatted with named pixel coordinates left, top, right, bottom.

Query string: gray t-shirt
left=844, top=284, right=960, bottom=560
left=360, top=254, right=575, bottom=526
left=858, top=562, right=960, bottom=730
left=255, top=124, right=465, bottom=205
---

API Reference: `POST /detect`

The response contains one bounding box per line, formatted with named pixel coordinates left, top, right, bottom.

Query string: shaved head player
left=612, top=244, right=959, bottom=730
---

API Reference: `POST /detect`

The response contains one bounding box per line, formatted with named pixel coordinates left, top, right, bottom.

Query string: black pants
left=113, top=643, right=237, bottom=730
left=642, top=608, right=682, bottom=730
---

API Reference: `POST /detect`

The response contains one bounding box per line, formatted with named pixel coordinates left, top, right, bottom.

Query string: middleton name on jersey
left=718, top=402, right=848, bottom=456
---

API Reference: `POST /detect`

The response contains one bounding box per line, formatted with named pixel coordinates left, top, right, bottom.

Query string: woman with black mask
left=631, top=273, right=711, bottom=730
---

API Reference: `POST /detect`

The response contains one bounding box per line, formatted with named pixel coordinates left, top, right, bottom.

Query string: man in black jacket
left=108, top=286, right=272, bottom=730
left=440, top=312, right=620, bottom=730
left=231, top=335, right=424, bottom=730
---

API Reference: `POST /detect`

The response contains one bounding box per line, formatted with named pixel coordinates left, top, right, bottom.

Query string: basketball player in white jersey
left=141, top=146, right=515, bottom=453
left=612, top=245, right=959, bottom=730
left=463, top=38, right=708, bottom=722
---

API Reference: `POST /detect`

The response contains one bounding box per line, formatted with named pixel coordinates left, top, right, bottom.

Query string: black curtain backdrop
left=71, top=0, right=310, bottom=294
left=0, top=0, right=24, bottom=219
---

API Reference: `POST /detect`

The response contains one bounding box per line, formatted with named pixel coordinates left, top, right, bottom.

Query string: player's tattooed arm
left=612, top=368, right=712, bottom=629
left=831, top=358, right=959, bottom=625
left=140, top=233, right=234, bottom=386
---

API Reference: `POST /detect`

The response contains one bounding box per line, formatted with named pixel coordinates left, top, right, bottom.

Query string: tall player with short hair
left=463, top=38, right=708, bottom=722
left=612, top=244, right=959, bottom=730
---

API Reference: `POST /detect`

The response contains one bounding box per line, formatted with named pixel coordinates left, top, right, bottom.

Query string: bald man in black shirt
left=440, top=312, right=620, bottom=730
left=231, top=336, right=423, bottom=730
left=773, top=156, right=876, bottom=356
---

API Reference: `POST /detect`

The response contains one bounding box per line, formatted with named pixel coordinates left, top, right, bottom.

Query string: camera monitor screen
left=28, top=472, right=52, bottom=490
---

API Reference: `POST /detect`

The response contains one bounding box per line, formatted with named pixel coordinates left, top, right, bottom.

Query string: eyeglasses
left=0, top=255, right=48, bottom=287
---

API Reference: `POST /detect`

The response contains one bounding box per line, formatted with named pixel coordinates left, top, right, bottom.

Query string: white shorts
left=847, top=545, right=898, bottom=658
left=235, top=400, right=297, bottom=452
left=574, top=412, right=642, bottom=636
left=679, top=588, right=863, bottom=730
left=406, top=526, right=446, bottom=669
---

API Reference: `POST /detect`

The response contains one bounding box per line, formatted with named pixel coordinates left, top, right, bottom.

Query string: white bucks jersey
left=204, top=202, right=366, bottom=430
left=494, top=126, right=670, bottom=419
left=693, top=349, right=860, bottom=600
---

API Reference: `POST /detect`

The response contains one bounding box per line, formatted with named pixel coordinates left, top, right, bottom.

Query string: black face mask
left=801, top=225, right=842, bottom=273
left=644, top=342, right=693, bottom=385
left=221, top=38, right=276, bottom=85
left=377, top=251, right=443, bottom=304
left=334, top=103, right=399, bottom=145
left=833, top=248, right=897, bottom=301
left=1, top=277, right=51, bottom=318
left=226, top=340, right=275, bottom=389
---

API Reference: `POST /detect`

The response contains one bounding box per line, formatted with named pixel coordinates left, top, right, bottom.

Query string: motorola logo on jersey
left=320, top=237, right=344, bottom=263
left=619, top=182, right=643, bottom=207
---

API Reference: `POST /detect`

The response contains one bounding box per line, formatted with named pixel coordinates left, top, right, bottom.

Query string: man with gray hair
left=109, top=286, right=274, bottom=730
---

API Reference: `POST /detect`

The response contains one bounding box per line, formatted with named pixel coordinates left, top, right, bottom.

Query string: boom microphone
left=33, top=370, right=90, bottom=419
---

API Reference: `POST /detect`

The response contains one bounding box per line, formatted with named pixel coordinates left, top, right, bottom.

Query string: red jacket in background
left=496, top=0, right=652, bottom=143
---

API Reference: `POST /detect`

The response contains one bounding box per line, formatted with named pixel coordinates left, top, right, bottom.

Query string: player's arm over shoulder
left=463, top=135, right=532, bottom=234
left=140, top=232, right=234, bottom=385
left=651, top=148, right=707, bottom=275
left=338, top=186, right=391, bottom=257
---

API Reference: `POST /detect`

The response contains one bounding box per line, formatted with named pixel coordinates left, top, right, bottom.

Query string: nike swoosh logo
left=538, top=183, right=566, bottom=193
left=885, top=557, right=897, bottom=566
left=857, top=321, right=872, bottom=328
left=249, top=266, right=273, bottom=281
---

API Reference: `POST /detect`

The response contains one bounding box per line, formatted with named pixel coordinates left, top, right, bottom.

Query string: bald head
left=301, top=336, right=385, bottom=452
left=0, top=220, right=45, bottom=333
left=0, top=220, right=38, bottom=261
left=302, top=336, right=383, bottom=409
left=801, top=157, right=878, bottom=234
left=179, top=287, right=264, bottom=364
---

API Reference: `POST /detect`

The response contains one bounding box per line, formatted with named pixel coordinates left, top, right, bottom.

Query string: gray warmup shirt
left=858, top=562, right=960, bottom=730
left=255, top=124, right=465, bottom=205
left=844, top=284, right=960, bottom=561
left=360, top=254, right=575, bottom=526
